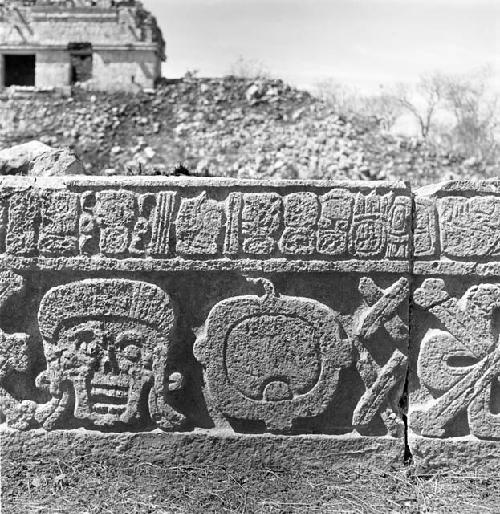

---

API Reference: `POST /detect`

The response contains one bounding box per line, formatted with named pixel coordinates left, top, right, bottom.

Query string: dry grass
left=3, top=455, right=500, bottom=513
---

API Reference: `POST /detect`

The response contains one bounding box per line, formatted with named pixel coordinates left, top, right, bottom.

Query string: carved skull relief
left=36, top=279, right=184, bottom=429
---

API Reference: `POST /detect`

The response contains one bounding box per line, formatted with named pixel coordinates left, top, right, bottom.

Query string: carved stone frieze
left=0, top=178, right=412, bottom=445
left=0, top=177, right=411, bottom=269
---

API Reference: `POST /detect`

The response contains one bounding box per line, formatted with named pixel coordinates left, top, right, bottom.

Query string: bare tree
left=440, top=67, right=499, bottom=161
left=314, top=80, right=405, bottom=131
left=395, top=74, right=445, bottom=138
left=227, top=56, right=270, bottom=79
left=361, top=90, right=403, bottom=131
left=313, top=79, right=363, bottom=115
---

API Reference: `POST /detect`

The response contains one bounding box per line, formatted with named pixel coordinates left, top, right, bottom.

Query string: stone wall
left=0, top=176, right=499, bottom=471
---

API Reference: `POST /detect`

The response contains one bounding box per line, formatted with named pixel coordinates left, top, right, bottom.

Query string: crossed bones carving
left=413, top=279, right=500, bottom=439
left=352, top=276, right=409, bottom=434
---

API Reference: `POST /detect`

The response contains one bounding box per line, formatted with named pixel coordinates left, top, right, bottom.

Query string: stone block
left=0, top=176, right=410, bottom=468
left=409, top=180, right=500, bottom=470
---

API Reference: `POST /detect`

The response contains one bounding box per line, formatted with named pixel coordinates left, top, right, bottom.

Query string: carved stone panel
left=409, top=181, right=500, bottom=469
left=414, top=181, right=500, bottom=275
left=0, top=177, right=411, bottom=469
left=0, top=177, right=411, bottom=270
left=410, top=279, right=500, bottom=440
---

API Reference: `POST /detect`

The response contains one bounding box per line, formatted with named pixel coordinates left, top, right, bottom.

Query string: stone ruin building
left=0, top=0, right=165, bottom=91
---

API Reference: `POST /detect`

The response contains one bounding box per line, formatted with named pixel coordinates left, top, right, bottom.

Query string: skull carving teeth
left=33, top=279, right=185, bottom=430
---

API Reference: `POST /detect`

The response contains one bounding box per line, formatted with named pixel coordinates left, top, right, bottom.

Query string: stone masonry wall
left=0, top=1, right=164, bottom=90
left=0, top=176, right=499, bottom=471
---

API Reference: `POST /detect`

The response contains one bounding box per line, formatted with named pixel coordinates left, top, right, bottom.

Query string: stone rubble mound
left=0, top=76, right=492, bottom=183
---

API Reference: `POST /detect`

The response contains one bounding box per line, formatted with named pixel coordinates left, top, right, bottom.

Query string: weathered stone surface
left=194, top=278, right=352, bottom=432
left=0, top=1, right=164, bottom=91
left=0, top=176, right=410, bottom=467
left=409, top=181, right=500, bottom=469
left=0, top=141, right=84, bottom=176
left=0, top=176, right=412, bottom=269
left=413, top=180, right=500, bottom=274
left=2, top=430, right=404, bottom=470
left=410, top=437, right=500, bottom=473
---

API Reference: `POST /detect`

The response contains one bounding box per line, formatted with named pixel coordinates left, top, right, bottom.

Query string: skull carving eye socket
left=72, top=329, right=101, bottom=357
left=116, top=330, right=144, bottom=362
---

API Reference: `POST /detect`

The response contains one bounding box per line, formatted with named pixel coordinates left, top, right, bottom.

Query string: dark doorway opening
left=4, top=54, right=36, bottom=87
left=68, top=43, right=92, bottom=84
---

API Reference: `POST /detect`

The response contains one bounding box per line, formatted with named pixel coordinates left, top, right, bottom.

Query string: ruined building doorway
left=68, top=43, right=92, bottom=85
left=4, top=55, right=36, bottom=87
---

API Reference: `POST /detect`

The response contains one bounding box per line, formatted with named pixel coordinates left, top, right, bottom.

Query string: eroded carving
left=387, top=196, right=411, bottom=259
left=0, top=271, right=28, bottom=381
left=176, top=192, right=223, bottom=255
left=439, top=196, right=500, bottom=258
left=317, top=189, right=352, bottom=255
left=412, top=279, right=500, bottom=439
left=129, top=194, right=156, bottom=255
left=7, top=279, right=185, bottom=431
left=223, top=192, right=242, bottom=255
left=194, top=278, right=352, bottom=432
left=150, top=191, right=176, bottom=256
left=0, top=196, right=6, bottom=253
left=280, top=192, right=319, bottom=254
left=79, top=191, right=99, bottom=255
left=39, top=191, right=79, bottom=256
left=6, top=191, right=39, bottom=256
left=95, top=191, right=137, bottom=256
left=352, top=277, right=409, bottom=436
left=414, top=196, right=438, bottom=258
left=0, top=271, right=30, bottom=424
left=241, top=193, right=282, bottom=255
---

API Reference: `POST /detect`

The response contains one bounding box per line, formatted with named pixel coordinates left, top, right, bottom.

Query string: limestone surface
left=0, top=1, right=164, bottom=91
left=0, top=141, right=84, bottom=176
left=0, top=176, right=411, bottom=468
left=409, top=180, right=500, bottom=469
left=4, top=176, right=500, bottom=471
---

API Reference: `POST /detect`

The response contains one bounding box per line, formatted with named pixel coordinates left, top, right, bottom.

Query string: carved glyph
left=194, top=279, right=352, bottom=432
left=280, top=192, right=319, bottom=254
left=439, top=197, right=500, bottom=258
left=176, top=192, right=223, bottom=255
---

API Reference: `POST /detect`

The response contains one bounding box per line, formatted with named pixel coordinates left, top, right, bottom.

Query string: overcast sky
left=142, top=0, right=500, bottom=92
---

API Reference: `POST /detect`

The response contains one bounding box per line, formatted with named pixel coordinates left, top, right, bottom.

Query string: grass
left=3, top=456, right=500, bottom=513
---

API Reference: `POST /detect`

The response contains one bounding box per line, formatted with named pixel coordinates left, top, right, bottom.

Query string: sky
left=142, top=0, right=500, bottom=92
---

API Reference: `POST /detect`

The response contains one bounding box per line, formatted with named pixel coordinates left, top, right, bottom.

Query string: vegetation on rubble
left=1, top=70, right=498, bottom=185
left=3, top=455, right=499, bottom=513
